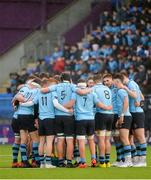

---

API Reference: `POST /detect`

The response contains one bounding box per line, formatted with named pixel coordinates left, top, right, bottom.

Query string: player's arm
left=13, top=93, right=26, bottom=103
left=123, top=85, right=137, bottom=99
left=20, top=94, right=38, bottom=107
left=96, top=102, right=112, bottom=110
left=123, top=96, right=129, bottom=115
left=71, top=84, right=92, bottom=95
left=63, top=92, right=76, bottom=108
left=13, top=86, right=29, bottom=103
left=53, top=99, right=73, bottom=113
left=41, top=87, right=49, bottom=93
left=63, top=99, right=75, bottom=108
left=76, top=88, right=92, bottom=95
left=117, top=96, right=128, bottom=126
left=94, top=92, right=112, bottom=110
left=20, top=100, right=34, bottom=107
left=135, top=91, right=145, bottom=107
left=41, top=84, right=56, bottom=93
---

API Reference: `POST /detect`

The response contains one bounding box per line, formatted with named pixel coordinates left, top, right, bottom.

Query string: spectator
left=53, top=57, right=65, bottom=73
left=18, top=68, right=29, bottom=84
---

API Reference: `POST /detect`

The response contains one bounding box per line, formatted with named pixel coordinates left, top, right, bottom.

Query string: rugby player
left=103, top=73, right=123, bottom=166
left=67, top=79, right=112, bottom=168
left=113, top=73, right=133, bottom=167
left=21, top=78, right=72, bottom=168
left=122, top=72, right=147, bottom=167
left=93, top=74, right=113, bottom=168
left=13, top=78, right=41, bottom=167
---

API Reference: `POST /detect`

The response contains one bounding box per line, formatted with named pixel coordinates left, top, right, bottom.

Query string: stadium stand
left=0, top=0, right=73, bottom=55
left=63, top=1, right=111, bottom=45
left=7, top=0, right=151, bottom=93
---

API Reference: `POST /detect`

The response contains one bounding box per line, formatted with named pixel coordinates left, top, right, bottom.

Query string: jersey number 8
left=104, top=90, right=110, bottom=99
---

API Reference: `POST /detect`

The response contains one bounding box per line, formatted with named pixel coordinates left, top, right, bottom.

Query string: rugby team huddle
left=11, top=71, right=147, bottom=168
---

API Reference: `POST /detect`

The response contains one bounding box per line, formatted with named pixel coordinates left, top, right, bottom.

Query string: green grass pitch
left=0, top=144, right=151, bottom=179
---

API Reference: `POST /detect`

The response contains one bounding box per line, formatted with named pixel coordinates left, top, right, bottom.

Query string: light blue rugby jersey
left=127, top=80, right=143, bottom=113
left=12, top=94, right=18, bottom=119
left=33, top=91, right=57, bottom=120
left=110, top=85, right=118, bottom=114
left=13, top=110, right=18, bottom=119
left=117, top=89, right=131, bottom=116
left=17, top=85, right=39, bottom=115
left=72, top=91, right=99, bottom=121
left=93, top=83, right=113, bottom=114
left=48, top=82, right=76, bottom=116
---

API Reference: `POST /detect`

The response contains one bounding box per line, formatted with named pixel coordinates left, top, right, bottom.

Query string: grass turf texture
left=0, top=145, right=150, bottom=179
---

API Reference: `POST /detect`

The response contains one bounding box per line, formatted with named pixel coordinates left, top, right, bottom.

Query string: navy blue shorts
left=95, top=113, right=114, bottom=131
left=75, top=120, right=95, bottom=136
left=38, top=118, right=55, bottom=136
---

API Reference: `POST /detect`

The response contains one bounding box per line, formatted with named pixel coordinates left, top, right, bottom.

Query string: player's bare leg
left=133, top=128, right=147, bottom=167
left=66, top=137, right=74, bottom=167
left=20, top=130, right=31, bottom=167
left=12, top=136, right=20, bottom=168
left=30, top=130, right=40, bottom=166
left=57, top=137, right=66, bottom=167
left=105, top=131, right=112, bottom=167
left=39, top=136, right=45, bottom=168
left=88, top=135, right=97, bottom=167
left=97, top=130, right=106, bottom=168
left=118, top=129, right=132, bottom=167
left=45, top=136, right=56, bottom=168
left=77, top=136, right=87, bottom=168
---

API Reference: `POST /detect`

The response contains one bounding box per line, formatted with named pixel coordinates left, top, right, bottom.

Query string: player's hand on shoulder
left=122, top=85, right=128, bottom=91
left=135, top=101, right=140, bottom=107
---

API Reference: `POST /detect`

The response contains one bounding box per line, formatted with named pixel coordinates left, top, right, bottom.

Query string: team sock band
left=123, top=145, right=131, bottom=158
left=20, top=144, right=28, bottom=162
left=12, top=143, right=20, bottom=163
left=99, top=156, right=105, bottom=164
left=131, top=145, right=137, bottom=158
left=105, top=154, right=110, bottom=163
left=32, top=142, right=39, bottom=162
left=140, top=143, right=147, bottom=156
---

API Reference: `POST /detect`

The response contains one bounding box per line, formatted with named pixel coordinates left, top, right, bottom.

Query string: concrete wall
left=0, top=44, right=25, bottom=85
left=0, top=0, right=95, bottom=86
left=46, top=0, right=95, bottom=47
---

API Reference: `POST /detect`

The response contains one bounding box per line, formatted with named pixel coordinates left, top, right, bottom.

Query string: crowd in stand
left=8, top=0, right=151, bottom=94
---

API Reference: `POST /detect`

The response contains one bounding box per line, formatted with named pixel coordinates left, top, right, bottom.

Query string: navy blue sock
left=39, top=155, right=45, bottom=164
left=58, top=158, right=64, bottom=165
left=123, top=145, right=131, bottom=158
left=140, top=143, right=147, bottom=156
left=115, top=143, right=123, bottom=161
left=80, top=158, right=86, bottom=163
left=136, top=143, right=141, bottom=156
left=99, top=156, right=105, bottom=164
left=12, top=143, right=20, bottom=163
left=131, top=145, right=137, bottom=158
left=32, top=142, right=39, bottom=162
left=67, top=159, right=72, bottom=164
left=46, top=156, right=51, bottom=164
left=20, top=144, right=28, bottom=162
left=105, top=154, right=110, bottom=163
